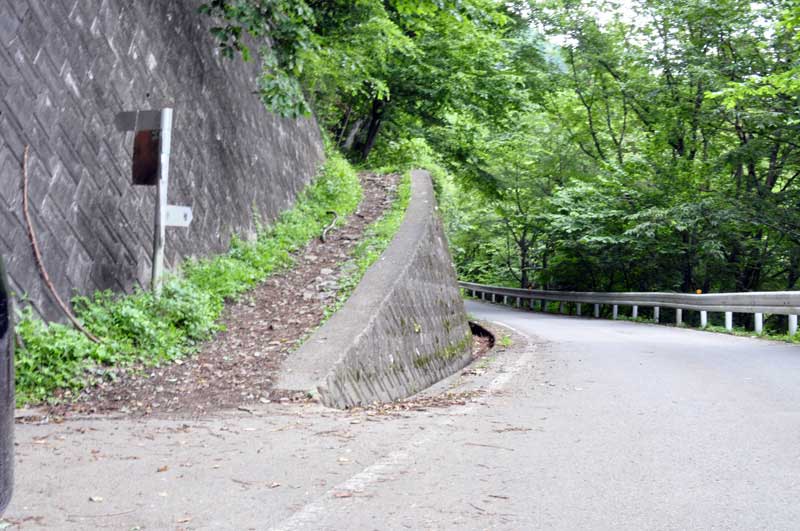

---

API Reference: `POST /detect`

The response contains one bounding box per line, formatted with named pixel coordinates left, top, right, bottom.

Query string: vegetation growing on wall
left=15, top=152, right=361, bottom=406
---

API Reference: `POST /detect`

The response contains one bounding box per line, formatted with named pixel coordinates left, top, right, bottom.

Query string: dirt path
left=50, top=172, right=400, bottom=418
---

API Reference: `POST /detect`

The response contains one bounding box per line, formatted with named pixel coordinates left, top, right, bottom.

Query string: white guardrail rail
left=459, top=281, right=800, bottom=336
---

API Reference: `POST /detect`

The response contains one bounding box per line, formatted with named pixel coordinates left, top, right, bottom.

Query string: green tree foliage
left=199, top=0, right=537, bottom=159
left=201, top=0, right=800, bottom=301
left=448, top=0, right=800, bottom=302
left=199, top=0, right=317, bottom=117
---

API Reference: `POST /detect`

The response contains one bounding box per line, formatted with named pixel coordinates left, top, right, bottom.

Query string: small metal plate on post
left=165, top=205, right=192, bottom=227
left=114, top=110, right=163, bottom=132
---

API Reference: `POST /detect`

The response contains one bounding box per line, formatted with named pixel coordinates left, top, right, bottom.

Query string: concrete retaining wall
left=279, top=170, right=472, bottom=409
left=0, top=1, right=323, bottom=320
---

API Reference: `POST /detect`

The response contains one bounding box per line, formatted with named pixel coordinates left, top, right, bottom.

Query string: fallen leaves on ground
left=347, top=389, right=489, bottom=417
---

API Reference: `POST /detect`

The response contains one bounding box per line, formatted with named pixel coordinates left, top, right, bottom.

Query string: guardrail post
left=654, top=306, right=660, bottom=323
left=576, top=303, right=582, bottom=316
left=755, top=313, right=763, bottom=335
left=559, top=302, right=566, bottom=314
left=676, top=309, right=683, bottom=325
left=594, top=304, right=600, bottom=318
left=700, top=310, right=707, bottom=328
left=632, top=305, right=638, bottom=319
left=516, top=296, right=520, bottom=308
left=612, top=305, right=618, bottom=320
left=725, top=311, right=733, bottom=331
left=503, top=295, right=508, bottom=305
left=790, top=315, right=797, bottom=336
left=541, top=300, right=547, bottom=312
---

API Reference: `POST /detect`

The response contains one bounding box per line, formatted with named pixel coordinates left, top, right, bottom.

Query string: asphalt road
left=271, top=300, right=800, bottom=531
left=6, top=300, right=800, bottom=530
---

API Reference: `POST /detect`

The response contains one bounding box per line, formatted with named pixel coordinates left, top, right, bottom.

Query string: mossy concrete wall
left=278, top=170, right=472, bottom=409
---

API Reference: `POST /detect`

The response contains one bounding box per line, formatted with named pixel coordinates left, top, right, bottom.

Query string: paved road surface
left=6, top=300, right=800, bottom=529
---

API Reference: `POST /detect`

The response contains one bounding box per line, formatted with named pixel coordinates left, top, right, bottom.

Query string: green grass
left=323, top=173, right=412, bottom=319
left=615, top=314, right=800, bottom=342
left=14, top=151, right=362, bottom=407
left=702, top=324, right=800, bottom=343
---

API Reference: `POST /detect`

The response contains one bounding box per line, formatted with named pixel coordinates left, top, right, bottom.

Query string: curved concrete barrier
left=278, top=170, right=472, bottom=408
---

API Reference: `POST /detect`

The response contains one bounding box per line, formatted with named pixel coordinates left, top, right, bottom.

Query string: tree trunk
left=519, top=243, right=530, bottom=289
left=680, top=232, right=694, bottom=292
left=342, top=117, right=365, bottom=151
left=541, top=248, right=550, bottom=290
left=787, top=249, right=800, bottom=290
left=358, top=99, right=385, bottom=160
left=736, top=231, right=765, bottom=291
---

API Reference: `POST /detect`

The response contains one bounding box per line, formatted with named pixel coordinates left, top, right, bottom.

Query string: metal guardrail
left=459, top=281, right=800, bottom=336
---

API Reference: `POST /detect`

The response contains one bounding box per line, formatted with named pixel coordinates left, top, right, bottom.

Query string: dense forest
left=202, top=0, right=800, bottom=294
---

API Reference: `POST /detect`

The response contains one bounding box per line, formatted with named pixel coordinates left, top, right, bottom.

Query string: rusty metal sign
left=114, top=110, right=164, bottom=186
left=131, top=130, right=160, bottom=186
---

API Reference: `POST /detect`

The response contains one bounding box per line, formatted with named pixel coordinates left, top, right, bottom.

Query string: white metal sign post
left=114, top=108, right=193, bottom=295
left=151, top=108, right=172, bottom=295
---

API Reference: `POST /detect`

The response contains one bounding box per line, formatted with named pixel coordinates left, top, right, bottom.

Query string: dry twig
left=21, top=145, right=100, bottom=343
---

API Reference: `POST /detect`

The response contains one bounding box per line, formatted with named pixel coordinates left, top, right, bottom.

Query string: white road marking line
left=268, top=330, right=536, bottom=531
